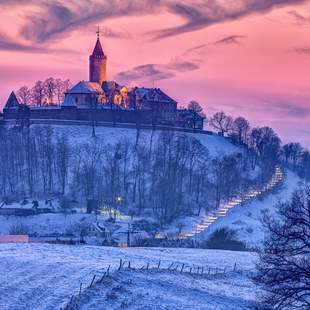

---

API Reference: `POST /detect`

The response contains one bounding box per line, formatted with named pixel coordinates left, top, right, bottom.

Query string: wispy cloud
left=294, top=47, right=310, bottom=55
left=260, top=97, right=310, bottom=118
left=288, top=10, right=310, bottom=23
left=19, top=0, right=161, bottom=44
left=0, top=0, right=305, bottom=46
left=116, top=59, right=199, bottom=83
left=214, top=35, right=247, bottom=45
left=151, top=0, right=306, bottom=39
left=0, top=32, right=46, bottom=53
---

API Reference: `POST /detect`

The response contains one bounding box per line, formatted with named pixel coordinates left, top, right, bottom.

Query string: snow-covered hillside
left=0, top=243, right=257, bottom=310
left=199, top=170, right=302, bottom=248
left=42, top=124, right=240, bottom=157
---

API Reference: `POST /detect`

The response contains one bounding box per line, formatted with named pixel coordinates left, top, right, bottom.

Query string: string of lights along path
left=181, top=166, right=284, bottom=240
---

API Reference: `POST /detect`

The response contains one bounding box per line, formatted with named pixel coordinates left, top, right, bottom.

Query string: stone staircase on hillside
left=180, top=166, right=284, bottom=239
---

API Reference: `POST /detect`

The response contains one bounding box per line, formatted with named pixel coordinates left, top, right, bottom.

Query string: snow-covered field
left=200, top=170, right=302, bottom=247
left=0, top=244, right=257, bottom=310
left=45, top=124, right=240, bottom=157
left=71, top=269, right=254, bottom=310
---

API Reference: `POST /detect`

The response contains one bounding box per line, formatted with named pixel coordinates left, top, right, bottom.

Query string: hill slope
left=0, top=243, right=256, bottom=310
left=198, top=170, right=302, bottom=248
left=43, top=124, right=240, bottom=157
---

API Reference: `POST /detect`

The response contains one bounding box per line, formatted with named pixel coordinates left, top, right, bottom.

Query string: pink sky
left=0, top=0, right=309, bottom=148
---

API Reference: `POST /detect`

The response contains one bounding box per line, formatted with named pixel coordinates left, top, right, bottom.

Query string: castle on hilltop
left=1, top=33, right=204, bottom=130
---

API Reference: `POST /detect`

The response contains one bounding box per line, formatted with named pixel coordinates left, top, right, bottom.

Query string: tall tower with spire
left=89, top=28, right=107, bottom=86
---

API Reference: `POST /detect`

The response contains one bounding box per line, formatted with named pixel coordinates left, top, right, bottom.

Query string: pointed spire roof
left=91, top=37, right=105, bottom=57
left=5, top=91, right=20, bottom=108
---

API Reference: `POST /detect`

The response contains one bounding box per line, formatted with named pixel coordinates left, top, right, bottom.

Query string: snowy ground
left=0, top=243, right=257, bottom=310
left=43, top=124, right=240, bottom=157
left=199, top=170, right=303, bottom=248
left=71, top=269, right=254, bottom=310
left=0, top=213, right=95, bottom=236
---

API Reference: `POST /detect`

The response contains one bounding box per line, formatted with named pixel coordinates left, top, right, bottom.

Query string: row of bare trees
left=208, top=111, right=283, bottom=183
left=281, top=142, right=310, bottom=181
left=16, top=78, right=71, bottom=106
left=0, top=125, right=265, bottom=225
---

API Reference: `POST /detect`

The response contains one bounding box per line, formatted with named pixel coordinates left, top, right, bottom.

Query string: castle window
left=75, top=97, right=78, bottom=104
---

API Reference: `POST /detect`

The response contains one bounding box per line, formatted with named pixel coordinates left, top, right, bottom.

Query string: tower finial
left=96, top=26, right=100, bottom=39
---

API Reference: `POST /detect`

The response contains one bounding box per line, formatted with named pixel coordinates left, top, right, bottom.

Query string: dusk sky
left=0, top=0, right=309, bottom=147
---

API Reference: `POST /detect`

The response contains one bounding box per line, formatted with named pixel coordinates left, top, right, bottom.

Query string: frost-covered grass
left=72, top=269, right=255, bottom=310
left=0, top=243, right=257, bottom=310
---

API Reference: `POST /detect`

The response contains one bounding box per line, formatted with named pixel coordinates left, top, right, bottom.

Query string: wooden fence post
left=79, top=283, right=82, bottom=296
left=90, top=275, right=96, bottom=288
left=146, top=262, right=149, bottom=270
left=118, top=259, right=122, bottom=270
left=100, top=272, right=106, bottom=282
left=157, top=260, right=161, bottom=270
left=180, top=263, right=185, bottom=273
left=233, top=262, right=237, bottom=272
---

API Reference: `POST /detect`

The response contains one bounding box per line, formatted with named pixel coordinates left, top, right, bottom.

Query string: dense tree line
left=281, top=142, right=310, bottom=181
left=16, top=77, right=71, bottom=106
left=1, top=107, right=308, bottom=224
left=0, top=125, right=270, bottom=225
left=208, top=111, right=282, bottom=183
left=208, top=111, right=310, bottom=183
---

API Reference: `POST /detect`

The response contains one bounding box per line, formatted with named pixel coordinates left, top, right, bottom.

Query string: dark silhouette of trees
left=17, top=86, right=31, bottom=105
left=281, top=143, right=310, bottom=182
left=254, top=186, right=310, bottom=309
left=232, top=116, right=250, bottom=144
left=16, top=78, right=71, bottom=106
left=187, top=100, right=206, bottom=129
left=31, top=81, right=45, bottom=106
left=209, top=111, right=233, bottom=136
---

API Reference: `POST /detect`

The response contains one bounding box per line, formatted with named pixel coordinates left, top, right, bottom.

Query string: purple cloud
left=116, top=60, right=199, bottom=83
left=152, top=0, right=306, bottom=39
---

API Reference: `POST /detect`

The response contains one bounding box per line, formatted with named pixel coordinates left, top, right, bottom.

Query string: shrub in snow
left=254, top=186, right=310, bottom=309
left=202, top=227, right=247, bottom=251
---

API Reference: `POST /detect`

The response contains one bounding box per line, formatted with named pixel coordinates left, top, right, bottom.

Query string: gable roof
left=5, top=91, right=20, bottom=108
left=136, top=88, right=177, bottom=104
left=67, top=81, right=103, bottom=94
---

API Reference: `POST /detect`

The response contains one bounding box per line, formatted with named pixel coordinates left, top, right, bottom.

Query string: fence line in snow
left=61, top=259, right=246, bottom=310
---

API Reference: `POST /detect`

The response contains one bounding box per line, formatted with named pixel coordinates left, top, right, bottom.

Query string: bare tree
left=232, top=116, right=250, bottom=144
left=188, top=100, right=206, bottom=129
left=55, top=78, right=71, bottom=104
left=43, top=77, right=56, bottom=105
left=17, top=86, right=31, bottom=105
left=31, top=81, right=45, bottom=106
left=209, top=111, right=233, bottom=136
left=254, top=186, right=310, bottom=310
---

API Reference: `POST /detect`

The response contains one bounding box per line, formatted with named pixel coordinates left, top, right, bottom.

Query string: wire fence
left=61, top=258, right=249, bottom=310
